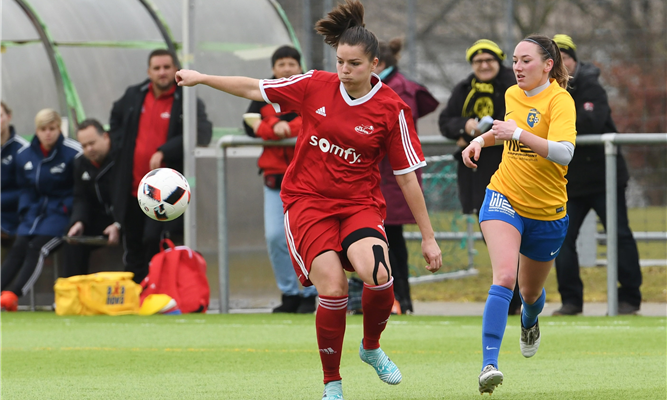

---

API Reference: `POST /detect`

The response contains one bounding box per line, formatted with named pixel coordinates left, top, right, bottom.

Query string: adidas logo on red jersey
left=316, top=106, right=327, bottom=116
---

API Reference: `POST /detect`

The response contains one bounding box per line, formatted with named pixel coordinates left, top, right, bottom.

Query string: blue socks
left=481, top=285, right=514, bottom=369
left=521, top=288, right=545, bottom=328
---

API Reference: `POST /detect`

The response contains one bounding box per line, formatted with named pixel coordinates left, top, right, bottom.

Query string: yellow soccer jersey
left=488, top=79, right=576, bottom=220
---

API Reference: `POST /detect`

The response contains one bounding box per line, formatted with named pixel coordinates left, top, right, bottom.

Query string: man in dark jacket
left=552, top=34, right=641, bottom=316
left=65, top=119, right=120, bottom=277
left=109, top=49, right=212, bottom=283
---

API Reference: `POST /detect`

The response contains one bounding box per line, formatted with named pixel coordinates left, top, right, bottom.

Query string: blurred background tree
left=280, top=0, right=665, bottom=205
left=279, top=0, right=665, bottom=134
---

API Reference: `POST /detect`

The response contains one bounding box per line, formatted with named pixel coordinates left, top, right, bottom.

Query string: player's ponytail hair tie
left=315, top=0, right=379, bottom=59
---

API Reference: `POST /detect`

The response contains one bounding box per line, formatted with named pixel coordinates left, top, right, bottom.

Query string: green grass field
left=2, top=313, right=665, bottom=399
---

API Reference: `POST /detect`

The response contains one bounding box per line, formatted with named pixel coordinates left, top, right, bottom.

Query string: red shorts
left=284, top=198, right=387, bottom=286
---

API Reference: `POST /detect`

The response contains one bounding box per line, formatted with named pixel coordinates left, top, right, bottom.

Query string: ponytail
left=549, top=39, right=570, bottom=89
left=523, top=34, right=569, bottom=89
left=315, top=0, right=379, bottom=60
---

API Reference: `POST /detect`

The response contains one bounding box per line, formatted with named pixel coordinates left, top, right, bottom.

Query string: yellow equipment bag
left=54, top=272, right=142, bottom=316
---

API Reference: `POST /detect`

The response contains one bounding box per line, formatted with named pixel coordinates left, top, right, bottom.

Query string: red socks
left=316, top=295, right=348, bottom=383
left=362, top=277, right=394, bottom=350
left=315, top=278, right=394, bottom=383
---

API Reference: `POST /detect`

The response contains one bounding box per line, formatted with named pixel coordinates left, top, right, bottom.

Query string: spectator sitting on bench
left=1, top=101, right=29, bottom=248
left=65, top=119, right=121, bottom=277
left=1, top=109, right=81, bottom=311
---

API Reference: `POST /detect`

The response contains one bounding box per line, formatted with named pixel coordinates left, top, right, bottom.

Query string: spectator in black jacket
left=438, top=39, right=521, bottom=315
left=552, top=34, right=641, bottom=315
left=65, top=119, right=120, bottom=277
left=109, top=49, right=212, bottom=283
left=439, top=39, right=515, bottom=216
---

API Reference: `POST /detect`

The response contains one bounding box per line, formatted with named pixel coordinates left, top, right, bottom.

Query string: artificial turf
left=1, top=313, right=665, bottom=399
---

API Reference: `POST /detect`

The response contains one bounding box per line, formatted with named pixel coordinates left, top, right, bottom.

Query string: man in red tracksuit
left=243, top=46, right=317, bottom=313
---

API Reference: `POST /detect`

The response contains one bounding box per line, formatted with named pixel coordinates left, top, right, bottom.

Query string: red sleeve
left=259, top=71, right=314, bottom=114
left=255, top=118, right=281, bottom=140
left=255, top=104, right=281, bottom=140
left=385, top=107, right=426, bottom=175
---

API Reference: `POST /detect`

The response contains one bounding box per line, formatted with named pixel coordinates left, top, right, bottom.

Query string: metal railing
left=215, top=133, right=667, bottom=315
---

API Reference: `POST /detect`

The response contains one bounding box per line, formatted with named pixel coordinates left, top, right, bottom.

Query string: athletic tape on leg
left=372, top=245, right=390, bottom=286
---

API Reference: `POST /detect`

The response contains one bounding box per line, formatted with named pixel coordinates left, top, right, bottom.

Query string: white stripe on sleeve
left=398, top=109, right=420, bottom=166
left=259, top=71, right=314, bottom=113
left=258, top=79, right=280, bottom=113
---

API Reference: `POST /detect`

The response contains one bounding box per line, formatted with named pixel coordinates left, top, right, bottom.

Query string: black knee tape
left=372, top=245, right=391, bottom=286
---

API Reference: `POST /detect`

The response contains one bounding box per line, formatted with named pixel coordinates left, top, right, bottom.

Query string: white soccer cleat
left=478, top=364, right=503, bottom=394
left=520, top=319, right=541, bottom=358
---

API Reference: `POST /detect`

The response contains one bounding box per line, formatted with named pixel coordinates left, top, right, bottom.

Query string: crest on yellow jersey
left=527, top=108, right=541, bottom=128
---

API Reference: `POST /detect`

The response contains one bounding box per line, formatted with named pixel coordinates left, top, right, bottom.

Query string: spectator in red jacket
left=375, top=38, right=439, bottom=314
left=242, top=46, right=317, bottom=313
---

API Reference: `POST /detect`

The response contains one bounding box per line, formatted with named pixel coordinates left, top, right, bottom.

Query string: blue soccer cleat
left=359, top=340, right=402, bottom=385
left=322, top=380, right=344, bottom=400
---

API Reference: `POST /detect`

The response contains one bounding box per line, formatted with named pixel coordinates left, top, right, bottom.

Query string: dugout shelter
left=1, top=0, right=301, bottom=309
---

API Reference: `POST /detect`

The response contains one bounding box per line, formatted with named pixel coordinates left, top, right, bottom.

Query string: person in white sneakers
left=461, top=34, right=576, bottom=394
left=175, top=2, right=442, bottom=398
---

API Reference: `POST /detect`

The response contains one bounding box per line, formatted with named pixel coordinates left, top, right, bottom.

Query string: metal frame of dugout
left=215, top=133, right=667, bottom=316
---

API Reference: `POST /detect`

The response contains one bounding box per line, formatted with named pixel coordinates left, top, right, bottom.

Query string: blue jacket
left=1, top=127, right=30, bottom=235
left=15, top=134, right=82, bottom=236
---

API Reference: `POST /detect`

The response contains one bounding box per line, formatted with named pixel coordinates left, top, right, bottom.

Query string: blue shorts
left=479, top=188, right=569, bottom=262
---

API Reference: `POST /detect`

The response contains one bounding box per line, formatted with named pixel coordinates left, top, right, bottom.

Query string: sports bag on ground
left=140, top=239, right=209, bottom=313
left=54, top=272, right=141, bottom=316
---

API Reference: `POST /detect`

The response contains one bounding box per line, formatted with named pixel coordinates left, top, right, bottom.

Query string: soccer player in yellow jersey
left=461, top=34, right=576, bottom=395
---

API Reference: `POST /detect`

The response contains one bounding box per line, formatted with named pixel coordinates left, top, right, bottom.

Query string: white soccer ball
left=137, top=168, right=191, bottom=221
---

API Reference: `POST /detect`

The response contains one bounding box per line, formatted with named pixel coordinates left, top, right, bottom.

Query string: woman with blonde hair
left=175, top=1, right=442, bottom=398
left=1, top=109, right=81, bottom=311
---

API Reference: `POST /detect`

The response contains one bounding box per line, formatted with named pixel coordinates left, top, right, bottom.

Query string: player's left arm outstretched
left=395, top=172, right=442, bottom=273
left=176, top=69, right=264, bottom=102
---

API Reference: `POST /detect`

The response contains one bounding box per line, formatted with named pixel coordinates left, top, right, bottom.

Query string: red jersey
left=259, top=70, right=426, bottom=211
left=132, top=83, right=175, bottom=195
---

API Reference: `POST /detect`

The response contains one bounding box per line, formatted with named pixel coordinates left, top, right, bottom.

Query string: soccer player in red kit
left=176, top=1, right=442, bottom=398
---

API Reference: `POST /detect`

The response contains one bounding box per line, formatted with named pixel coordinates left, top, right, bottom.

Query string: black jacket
left=438, top=66, right=516, bottom=214
left=565, top=62, right=629, bottom=197
left=109, top=79, right=213, bottom=224
left=69, top=152, right=116, bottom=232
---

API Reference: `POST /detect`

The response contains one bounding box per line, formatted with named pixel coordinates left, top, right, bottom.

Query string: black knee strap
left=372, top=245, right=390, bottom=286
